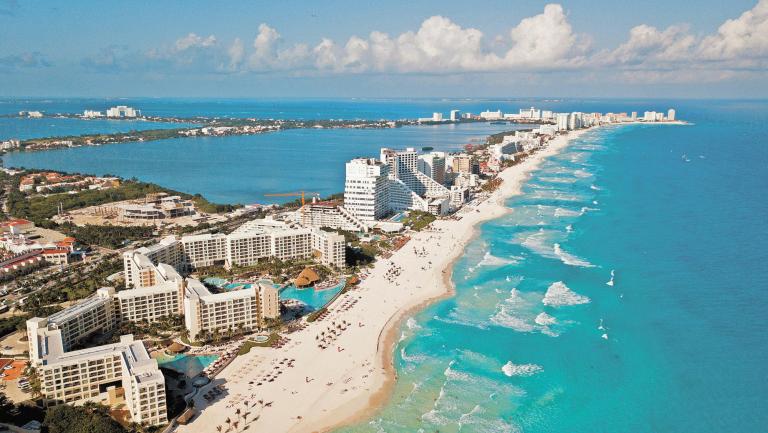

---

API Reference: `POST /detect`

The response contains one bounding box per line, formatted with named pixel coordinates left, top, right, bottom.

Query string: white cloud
left=175, top=33, right=217, bottom=51
left=84, top=1, right=768, bottom=85
left=504, top=4, right=583, bottom=67
left=699, top=0, right=768, bottom=60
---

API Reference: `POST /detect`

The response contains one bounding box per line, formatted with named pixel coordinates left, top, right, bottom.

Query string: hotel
left=123, top=235, right=184, bottom=288
left=116, top=263, right=185, bottom=323
left=32, top=287, right=117, bottom=352
left=183, top=279, right=279, bottom=341
left=27, top=320, right=167, bottom=426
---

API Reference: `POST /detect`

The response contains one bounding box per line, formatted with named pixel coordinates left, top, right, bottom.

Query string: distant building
left=83, top=110, right=104, bottom=118
left=556, top=113, right=570, bottom=131
left=344, top=158, right=392, bottom=222
left=450, top=110, right=461, bottom=121
left=479, top=109, right=503, bottom=120
left=106, top=105, right=139, bottom=118
left=667, top=109, right=676, bottom=121
left=450, top=154, right=479, bottom=175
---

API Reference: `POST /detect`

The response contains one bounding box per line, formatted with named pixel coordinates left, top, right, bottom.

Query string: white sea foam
left=491, top=305, right=535, bottom=332
left=573, top=169, right=592, bottom=178
left=554, top=207, right=581, bottom=218
left=606, top=269, right=615, bottom=286
left=590, top=184, right=601, bottom=190
left=534, top=312, right=557, bottom=326
left=601, top=333, right=609, bottom=340
left=478, top=251, right=521, bottom=267
left=565, top=224, right=573, bottom=233
left=542, top=281, right=591, bottom=307
left=400, top=347, right=427, bottom=363
left=490, top=289, right=536, bottom=332
left=539, top=176, right=577, bottom=184
left=502, top=361, right=543, bottom=377
left=406, top=317, right=421, bottom=330
left=553, top=243, right=595, bottom=268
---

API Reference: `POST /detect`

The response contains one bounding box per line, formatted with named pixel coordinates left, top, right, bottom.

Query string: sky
left=1, top=0, right=767, bottom=98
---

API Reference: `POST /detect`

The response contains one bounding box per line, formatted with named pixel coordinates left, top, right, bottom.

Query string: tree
left=43, top=404, right=127, bottom=433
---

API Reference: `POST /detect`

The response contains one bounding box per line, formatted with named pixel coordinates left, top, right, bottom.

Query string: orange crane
left=264, top=191, right=321, bottom=206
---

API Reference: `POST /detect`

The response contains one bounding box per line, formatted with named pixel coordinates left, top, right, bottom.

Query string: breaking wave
left=502, top=361, right=543, bottom=377
left=542, top=281, right=590, bottom=307
left=553, top=243, right=595, bottom=268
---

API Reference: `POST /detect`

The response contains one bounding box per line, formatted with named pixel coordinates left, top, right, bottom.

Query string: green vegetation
left=486, top=128, right=533, bottom=147
left=480, top=177, right=503, bottom=193
left=5, top=172, right=236, bottom=227
left=42, top=403, right=128, bottom=433
left=402, top=210, right=436, bottom=231
left=238, top=333, right=279, bottom=355
left=19, top=256, right=122, bottom=317
left=0, top=392, right=45, bottom=427
left=0, top=314, right=29, bottom=339
left=61, top=223, right=154, bottom=249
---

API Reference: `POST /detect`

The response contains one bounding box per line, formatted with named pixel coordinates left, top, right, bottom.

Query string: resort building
left=116, top=263, right=185, bottom=322
left=123, top=235, right=184, bottom=288
left=450, top=154, right=479, bottom=175
left=26, top=322, right=167, bottom=427
left=181, top=233, right=227, bottom=268
left=183, top=279, right=279, bottom=341
left=344, top=148, right=453, bottom=222
left=226, top=219, right=312, bottom=267
left=310, top=229, right=346, bottom=268
left=106, top=105, right=139, bottom=118
left=344, top=158, right=392, bottom=222
left=296, top=200, right=369, bottom=233
left=28, top=287, right=117, bottom=352
left=418, top=151, right=446, bottom=185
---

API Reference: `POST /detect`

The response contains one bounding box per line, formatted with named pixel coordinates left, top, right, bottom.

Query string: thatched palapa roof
left=295, top=267, right=320, bottom=287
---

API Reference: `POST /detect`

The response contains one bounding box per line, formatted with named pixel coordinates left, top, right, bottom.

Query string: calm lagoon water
left=2, top=122, right=523, bottom=204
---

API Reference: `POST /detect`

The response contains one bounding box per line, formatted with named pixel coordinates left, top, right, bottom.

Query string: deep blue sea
left=334, top=100, right=767, bottom=433
left=1, top=98, right=766, bottom=431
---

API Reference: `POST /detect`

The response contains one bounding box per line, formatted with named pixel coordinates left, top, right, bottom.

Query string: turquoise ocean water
left=0, top=98, right=765, bottom=430
left=338, top=101, right=768, bottom=432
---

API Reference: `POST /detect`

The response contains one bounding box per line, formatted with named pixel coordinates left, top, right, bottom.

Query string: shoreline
left=309, top=127, right=591, bottom=433
left=172, top=127, right=590, bottom=433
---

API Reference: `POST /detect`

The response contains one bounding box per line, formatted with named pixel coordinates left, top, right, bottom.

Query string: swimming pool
left=157, top=354, right=219, bottom=377
left=203, top=277, right=228, bottom=287
left=280, top=282, right=345, bottom=311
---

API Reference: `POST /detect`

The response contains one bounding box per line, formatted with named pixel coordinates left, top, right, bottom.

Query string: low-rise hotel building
left=183, top=279, right=279, bottom=341
left=123, top=235, right=184, bottom=288
left=116, top=263, right=185, bottom=322
left=33, top=287, right=117, bottom=351
left=27, top=320, right=167, bottom=427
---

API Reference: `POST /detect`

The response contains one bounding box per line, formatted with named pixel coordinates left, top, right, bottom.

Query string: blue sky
left=1, top=0, right=766, bottom=97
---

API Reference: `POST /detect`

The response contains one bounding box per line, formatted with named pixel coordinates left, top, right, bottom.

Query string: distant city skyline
left=1, top=0, right=766, bottom=98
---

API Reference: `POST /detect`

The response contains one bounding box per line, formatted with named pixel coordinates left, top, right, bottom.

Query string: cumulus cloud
left=76, top=0, right=768, bottom=85
left=699, top=0, right=768, bottom=60
left=175, top=33, right=217, bottom=51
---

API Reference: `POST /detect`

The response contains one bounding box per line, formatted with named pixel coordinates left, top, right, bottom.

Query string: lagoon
left=2, top=122, right=522, bottom=204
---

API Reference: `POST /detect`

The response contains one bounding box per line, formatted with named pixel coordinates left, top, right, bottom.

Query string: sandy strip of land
left=173, top=128, right=589, bottom=433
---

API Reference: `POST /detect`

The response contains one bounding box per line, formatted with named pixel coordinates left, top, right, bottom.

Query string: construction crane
left=264, top=191, right=321, bottom=207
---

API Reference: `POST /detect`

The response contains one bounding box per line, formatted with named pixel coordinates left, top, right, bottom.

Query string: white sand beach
left=173, top=128, right=589, bottom=433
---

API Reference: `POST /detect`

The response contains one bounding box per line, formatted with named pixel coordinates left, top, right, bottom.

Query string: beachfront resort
left=3, top=106, right=679, bottom=431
